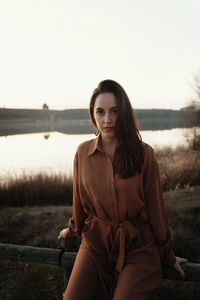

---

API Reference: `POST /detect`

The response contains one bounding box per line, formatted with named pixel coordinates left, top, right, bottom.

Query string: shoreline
left=1, top=107, right=197, bottom=136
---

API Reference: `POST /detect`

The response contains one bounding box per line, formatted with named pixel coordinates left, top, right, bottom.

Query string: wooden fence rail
left=0, top=242, right=200, bottom=288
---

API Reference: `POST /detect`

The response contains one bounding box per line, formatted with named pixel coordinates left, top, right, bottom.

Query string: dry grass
left=0, top=206, right=72, bottom=248
left=157, top=280, right=200, bottom=300
left=0, top=172, right=73, bottom=207
left=0, top=145, right=200, bottom=207
left=0, top=261, right=64, bottom=300
left=155, top=145, right=200, bottom=191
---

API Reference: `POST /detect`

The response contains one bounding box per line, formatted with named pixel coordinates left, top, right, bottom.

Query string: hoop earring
left=93, top=128, right=99, bottom=136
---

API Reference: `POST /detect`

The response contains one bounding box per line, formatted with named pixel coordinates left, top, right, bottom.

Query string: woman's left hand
left=173, top=256, right=188, bottom=279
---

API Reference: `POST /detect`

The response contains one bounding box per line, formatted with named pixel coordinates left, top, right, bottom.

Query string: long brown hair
left=89, top=79, right=144, bottom=178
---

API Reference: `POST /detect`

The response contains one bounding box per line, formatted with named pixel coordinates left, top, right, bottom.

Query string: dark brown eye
left=96, top=109, right=103, bottom=115
left=111, top=108, right=118, bottom=114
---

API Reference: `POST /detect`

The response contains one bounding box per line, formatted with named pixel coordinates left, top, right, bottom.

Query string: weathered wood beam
left=0, top=243, right=63, bottom=265
left=0, top=243, right=200, bottom=282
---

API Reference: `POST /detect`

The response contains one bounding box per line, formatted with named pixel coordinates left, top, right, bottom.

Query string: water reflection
left=0, top=128, right=190, bottom=182
left=43, top=133, right=50, bottom=140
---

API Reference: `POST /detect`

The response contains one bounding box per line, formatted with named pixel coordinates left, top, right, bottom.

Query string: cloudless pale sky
left=0, top=0, right=199, bottom=110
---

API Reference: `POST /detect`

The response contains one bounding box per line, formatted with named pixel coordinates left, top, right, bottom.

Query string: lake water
left=0, top=128, right=191, bottom=182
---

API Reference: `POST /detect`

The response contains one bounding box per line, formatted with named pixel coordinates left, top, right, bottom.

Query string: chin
left=102, top=132, right=116, bottom=138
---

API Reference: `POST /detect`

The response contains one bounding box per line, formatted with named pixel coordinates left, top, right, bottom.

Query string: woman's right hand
left=57, top=227, right=70, bottom=240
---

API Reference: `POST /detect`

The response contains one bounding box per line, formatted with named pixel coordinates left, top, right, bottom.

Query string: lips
left=103, top=127, right=114, bottom=131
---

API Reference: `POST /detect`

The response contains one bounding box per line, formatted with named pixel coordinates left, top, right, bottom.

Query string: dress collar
left=87, top=134, right=104, bottom=157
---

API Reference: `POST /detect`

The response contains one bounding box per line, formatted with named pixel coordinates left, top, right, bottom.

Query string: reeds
left=155, top=145, right=200, bottom=190
left=0, top=172, right=73, bottom=206
left=0, top=145, right=200, bottom=207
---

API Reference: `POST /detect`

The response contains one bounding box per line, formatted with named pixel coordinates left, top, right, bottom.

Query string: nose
left=104, top=112, right=111, bottom=123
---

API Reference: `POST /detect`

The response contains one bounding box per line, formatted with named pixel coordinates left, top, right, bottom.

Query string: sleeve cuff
left=67, top=217, right=82, bottom=237
left=158, top=246, right=176, bottom=267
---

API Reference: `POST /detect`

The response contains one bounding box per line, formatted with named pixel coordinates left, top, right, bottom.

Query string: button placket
left=105, top=154, right=119, bottom=221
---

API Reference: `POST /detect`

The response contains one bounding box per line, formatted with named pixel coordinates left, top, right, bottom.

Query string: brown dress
left=63, top=135, right=176, bottom=300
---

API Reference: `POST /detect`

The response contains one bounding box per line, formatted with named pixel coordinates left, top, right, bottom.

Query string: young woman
left=58, top=79, right=188, bottom=300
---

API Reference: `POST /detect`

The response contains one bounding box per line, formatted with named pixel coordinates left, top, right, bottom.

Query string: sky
left=0, top=0, right=200, bottom=110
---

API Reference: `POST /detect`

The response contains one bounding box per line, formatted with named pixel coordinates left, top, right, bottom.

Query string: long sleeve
left=143, top=145, right=176, bottom=267
left=67, top=151, right=87, bottom=237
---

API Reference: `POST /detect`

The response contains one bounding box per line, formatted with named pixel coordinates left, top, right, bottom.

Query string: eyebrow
left=95, top=106, right=118, bottom=110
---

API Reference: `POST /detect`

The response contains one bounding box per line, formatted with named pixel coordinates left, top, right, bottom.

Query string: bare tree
left=42, top=103, right=49, bottom=110
left=192, top=71, right=200, bottom=100
left=183, top=70, right=200, bottom=149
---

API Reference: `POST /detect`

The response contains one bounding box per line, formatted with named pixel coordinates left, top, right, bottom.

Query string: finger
left=57, top=232, right=64, bottom=240
left=175, top=263, right=186, bottom=279
left=58, top=231, right=67, bottom=240
left=179, top=258, right=188, bottom=263
left=176, top=256, right=188, bottom=261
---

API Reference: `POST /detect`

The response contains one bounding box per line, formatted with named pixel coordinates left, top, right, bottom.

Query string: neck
left=101, top=134, right=118, bottom=149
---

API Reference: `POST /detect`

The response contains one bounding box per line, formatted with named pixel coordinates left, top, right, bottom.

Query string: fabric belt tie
left=91, top=216, right=139, bottom=273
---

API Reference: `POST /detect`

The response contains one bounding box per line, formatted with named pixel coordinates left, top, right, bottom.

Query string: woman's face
left=93, top=92, right=118, bottom=139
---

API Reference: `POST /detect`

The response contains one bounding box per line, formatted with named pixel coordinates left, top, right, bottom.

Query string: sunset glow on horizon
left=0, top=0, right=199, bottom=111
